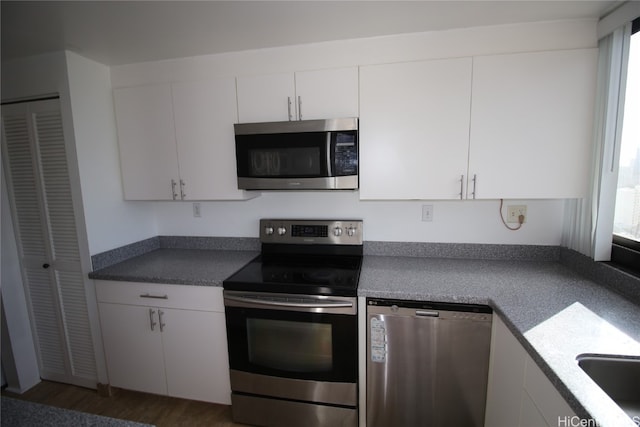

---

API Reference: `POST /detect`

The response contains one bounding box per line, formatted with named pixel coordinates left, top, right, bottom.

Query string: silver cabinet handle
left=297, top=96, right=302, bottom=120
left=171, top=179, right=178, bottom=200
left=287, top=96, right=293, bottom=121
left=149, top=308, right=157, bottom=331
left=158, top=310, right=165, bottom=332
left=179, top=179, right=186, bottom=200
left=471, top=174, right=477, bottom=199
left=140, top=293, right=168, bottom=300
left=459, top=174, right=464, bottom=200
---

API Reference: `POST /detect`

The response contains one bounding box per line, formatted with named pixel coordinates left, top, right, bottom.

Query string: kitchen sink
left=577, top=355, right=640, bottom=420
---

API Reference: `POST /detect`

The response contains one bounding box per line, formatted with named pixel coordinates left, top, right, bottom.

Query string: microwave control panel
left=333, top=132, right=358, bottom=176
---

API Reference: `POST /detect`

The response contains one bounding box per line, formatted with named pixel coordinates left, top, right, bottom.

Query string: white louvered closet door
left=1, top=99, right=97, bottom=388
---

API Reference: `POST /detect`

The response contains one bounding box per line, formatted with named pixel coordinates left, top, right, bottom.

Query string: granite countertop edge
left=87, top=272, right=224, bottom=287
left=89, top=248, right=260, bottom=287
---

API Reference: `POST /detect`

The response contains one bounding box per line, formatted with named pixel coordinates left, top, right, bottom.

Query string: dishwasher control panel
left=367, top=298, right=492, bottom=316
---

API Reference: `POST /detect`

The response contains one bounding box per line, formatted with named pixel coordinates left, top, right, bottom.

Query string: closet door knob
left=42, top=263, right=50, bottom=269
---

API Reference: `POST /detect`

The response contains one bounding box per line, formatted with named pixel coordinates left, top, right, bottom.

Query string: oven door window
left=236, top=132, right=330, bottom=178
left=226, top=307, right=357, bottom=383
left=247, top=318, right=332, bottom=372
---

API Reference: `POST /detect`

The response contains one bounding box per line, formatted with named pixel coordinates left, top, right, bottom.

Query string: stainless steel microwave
left=234, top=118, right=358, bottom=190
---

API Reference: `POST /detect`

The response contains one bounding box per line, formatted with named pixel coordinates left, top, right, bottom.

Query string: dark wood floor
left=2, top=380, right=246, bottom=426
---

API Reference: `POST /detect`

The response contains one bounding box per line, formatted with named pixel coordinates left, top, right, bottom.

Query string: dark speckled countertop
left=1, top=397, right=154, bottom=427
left=88, top=238, right=640, bottom=427
left=89, top=249, right=258, bottom=286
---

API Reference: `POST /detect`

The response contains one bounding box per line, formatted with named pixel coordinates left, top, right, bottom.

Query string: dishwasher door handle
left=415, top=310, right=439, bottom=317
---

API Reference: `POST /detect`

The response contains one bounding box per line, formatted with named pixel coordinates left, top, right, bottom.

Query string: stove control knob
left=264, top=226, right=274, bottom=236
left=347, top=226, right=357, bottom=237
left=277, top=226, right=287, bottom=236
left=333, top=227, right=343, bottom=237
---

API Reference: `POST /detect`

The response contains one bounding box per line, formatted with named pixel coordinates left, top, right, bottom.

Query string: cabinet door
left=523, top=354, right=576, bottom=427
left=469, top=48, right=597, bottom=199
left=359, top=58, right=472, bottom=200
left=161, top=308, right=231, bottom=404
left=295, top=67, right=359, bottom=120
left=484, top=316, right=576, bottom=427
left=236, top=72, right=295, bottom=123
left=484, top=314, right=527, bottom=427
left=172, top=78, right=252, bottom=200
left=98, top=303, right=166, bottom=395
left=113, top=84, right=179, bottom=200
left=520, top=392, right=550, bottom=427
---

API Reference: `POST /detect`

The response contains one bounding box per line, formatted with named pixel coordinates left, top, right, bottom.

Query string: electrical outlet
left=507, top=205, right=526, bottom=223
left=193, top=203, right=201, bottom=218
left=422, top=205, right=434, bottom=222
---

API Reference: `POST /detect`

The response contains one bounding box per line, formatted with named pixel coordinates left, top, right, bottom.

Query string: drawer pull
left=140, top=293, right=168, bottom=300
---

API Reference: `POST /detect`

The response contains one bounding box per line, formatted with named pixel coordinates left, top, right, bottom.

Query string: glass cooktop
left=223, top=254, right=362, bottom=297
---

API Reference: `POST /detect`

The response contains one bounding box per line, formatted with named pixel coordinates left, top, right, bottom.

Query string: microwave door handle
left=327, top=133, right=333, bottom=176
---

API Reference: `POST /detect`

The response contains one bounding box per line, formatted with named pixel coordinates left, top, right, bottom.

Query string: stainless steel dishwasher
left=366, top=298, right=493, bottom=427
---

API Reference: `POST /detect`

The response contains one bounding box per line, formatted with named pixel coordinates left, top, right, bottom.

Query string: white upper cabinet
left=295, top=67, right=359, bottom=120
left=468, top=48, right=598, bottom=199
left=171, top=78, right=250, bottom=200
left=359, top=48, right=597, bottom=200
left=359, top=58, right=473, bottom=200
left=236, top=72, right=296, bottom=123
left=114, top=84, right=179, bottom=200
left=237, top=66, right=359, bottom=123
left=114, top=78, right=254, bottom=201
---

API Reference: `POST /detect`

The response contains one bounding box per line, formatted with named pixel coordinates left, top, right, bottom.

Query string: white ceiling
left=1, top=1, right=621, bottom=66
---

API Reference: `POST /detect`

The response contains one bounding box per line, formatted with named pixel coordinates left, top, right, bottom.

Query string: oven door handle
left=224, top=294, right=354, bottom=309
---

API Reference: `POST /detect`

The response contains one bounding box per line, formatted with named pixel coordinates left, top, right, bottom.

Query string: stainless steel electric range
left=223, top=219, right=363, bottom=427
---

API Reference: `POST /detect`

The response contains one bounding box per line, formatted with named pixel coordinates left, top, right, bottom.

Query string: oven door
left=223, top=290, right=358, bottom=406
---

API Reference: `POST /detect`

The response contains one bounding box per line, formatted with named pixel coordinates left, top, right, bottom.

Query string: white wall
left=111, top=19, right=598, bottom=87
left=154, top=194, right=565, bottom=245
left=2, top=52, right=157, bottom=256
left=112, top=19, right=595, bottom=246
left=64, top=52, right=156, bottom=255
left=1, top=52, right=68, bottom=101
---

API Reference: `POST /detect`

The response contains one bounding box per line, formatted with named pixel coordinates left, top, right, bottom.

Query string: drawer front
left=94, top=280, right=223, bottom=312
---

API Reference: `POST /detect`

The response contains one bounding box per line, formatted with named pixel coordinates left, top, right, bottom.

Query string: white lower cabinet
left=485, top=315, right=576, bottom=427
left=98, top=303, right=167, bottom=395
left=95, top=281, right=231, bottom=404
